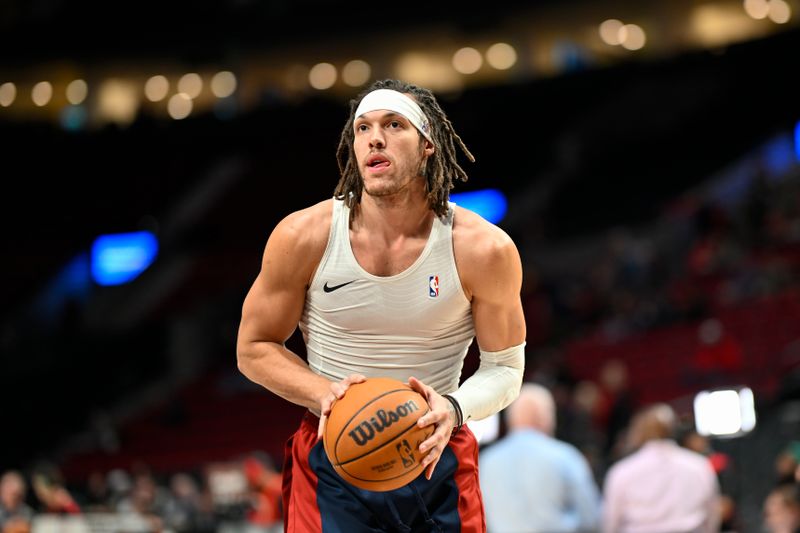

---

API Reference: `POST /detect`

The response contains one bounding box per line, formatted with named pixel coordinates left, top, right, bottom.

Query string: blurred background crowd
left=1, top=0, right=800, bottom=531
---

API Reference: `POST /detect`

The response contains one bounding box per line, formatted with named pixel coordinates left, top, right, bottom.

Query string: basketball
left=322, top=377, right=434, bottom=492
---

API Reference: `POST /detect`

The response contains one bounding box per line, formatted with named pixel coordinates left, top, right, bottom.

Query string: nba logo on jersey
left=429, top=275, right=439, bottom=298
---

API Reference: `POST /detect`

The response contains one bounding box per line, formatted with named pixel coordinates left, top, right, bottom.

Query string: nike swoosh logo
left=323, top=280, right=357, bottom=293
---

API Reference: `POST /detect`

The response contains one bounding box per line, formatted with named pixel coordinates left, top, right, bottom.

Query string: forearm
left=237, top=340, right=331, bottom=411
left=449, top=342, right=525, bottom=423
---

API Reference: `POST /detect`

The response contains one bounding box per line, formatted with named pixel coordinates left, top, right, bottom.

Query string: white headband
left=354, top=89, right=432, bottom=142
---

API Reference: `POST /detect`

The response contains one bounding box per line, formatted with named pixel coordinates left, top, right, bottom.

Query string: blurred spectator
left=81, top=470, right=111, bottom=512
left=595, top=358, right=636, bottom=458
left=30, top=463, right=79, bottom=515
left=0, top=471, right=33, bottom=533
left=572, top=379, right=603, bottom=433
left=116, top=469, right=168, bottom=532
left=106, top=468, right=133, bottom=510
left=690, top=318, right=745, bottom=387
left=602, top=403, right=720, bottom=533
left=162, top=472, right=216, bottom=533
left=679, top=429, right=739, bottom=532
left=679, top=429, right=731, bottom=480
left=560, top=379, right=606, bottom=480
left=242, top=453, right=282, bottom=533
left=775, top=442, right=800, bottom=485
left=763, top=482, right=800, bottom=533
left=480, top=383, right=601, bottom=532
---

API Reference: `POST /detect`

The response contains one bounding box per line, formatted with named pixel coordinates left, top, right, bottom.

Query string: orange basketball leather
left=323, top=377, right=433, bottom=492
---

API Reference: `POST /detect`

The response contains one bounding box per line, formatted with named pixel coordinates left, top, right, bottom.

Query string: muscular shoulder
left=262, top=199, right=333, bottom=284
left=273, top=198, right=332, bottom=247
left=452, top=206, right=521, bottom=299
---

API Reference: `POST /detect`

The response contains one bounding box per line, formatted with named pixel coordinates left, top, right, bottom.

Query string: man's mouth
left=366, top=155, right=390, bottom=168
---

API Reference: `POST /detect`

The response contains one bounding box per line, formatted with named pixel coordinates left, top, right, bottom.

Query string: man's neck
left=355, top=189, right=434, bottom=241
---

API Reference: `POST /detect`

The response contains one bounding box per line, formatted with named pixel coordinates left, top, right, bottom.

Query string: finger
left=417, top=400, right=451, bottom=428
left=425, top=462, right=435, bottom=480
left=330, top=382, right=347, bottom=399
left=417, top=408, right=430, bottom=427
left=407, top=376, right=427, bottom=396
left=417, top=409, right=440, bottom=428
left=319, top=375, right=366, bottom=441
left=320, top=390, right=335, bottom=414
left=319, top=392, right=336, bottom=426
left=317, top=412, right=327, bottom=441
left=332, top=374, right=367, bottom=399
left=419, top=425, right=448, bottom=452
left=345, top=373, right=367, bottom=385
left=418, top=436, right=435, bottom=454
left=422, top=448, right=442, bottom=480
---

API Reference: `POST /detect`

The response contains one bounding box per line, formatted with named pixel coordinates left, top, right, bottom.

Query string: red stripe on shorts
left=451, top=425, right=487, bottom=533
left=282, top=413, right=323, bottom=533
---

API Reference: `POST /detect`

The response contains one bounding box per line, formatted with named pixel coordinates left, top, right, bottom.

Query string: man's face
left=0, top=476, right=24, bottom=508
left=353, top=109, right=433, bottom=198
left=764, top=491, right=800, bottom=531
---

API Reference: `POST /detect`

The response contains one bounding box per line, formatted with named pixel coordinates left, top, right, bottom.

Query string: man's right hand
left=317, top=373, right=367, bottom=440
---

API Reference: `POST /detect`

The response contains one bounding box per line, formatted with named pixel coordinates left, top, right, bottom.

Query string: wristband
left=442, top=394, right=463, bottom=435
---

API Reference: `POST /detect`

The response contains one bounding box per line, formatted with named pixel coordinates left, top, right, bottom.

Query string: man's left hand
left=408, top=376, right=456, bottom=480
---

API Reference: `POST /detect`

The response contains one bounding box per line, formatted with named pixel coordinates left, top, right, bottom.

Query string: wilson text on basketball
left=347, top=400, right=421, bottom=446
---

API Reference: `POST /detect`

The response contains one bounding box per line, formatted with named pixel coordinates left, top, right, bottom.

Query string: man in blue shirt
left=479, top=383, right=601, bottom=533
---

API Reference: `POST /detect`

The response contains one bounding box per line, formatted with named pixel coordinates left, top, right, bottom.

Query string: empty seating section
left=564, top=289, right=800, bottom=405
left=61, top=369, right=306, bottom=481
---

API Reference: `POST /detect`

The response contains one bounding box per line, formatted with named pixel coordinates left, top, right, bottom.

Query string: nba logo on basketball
left=429, top=275, right=439, bottom=298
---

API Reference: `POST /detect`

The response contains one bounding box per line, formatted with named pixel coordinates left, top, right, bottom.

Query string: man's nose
left=369, top=129, right=385, bottom=148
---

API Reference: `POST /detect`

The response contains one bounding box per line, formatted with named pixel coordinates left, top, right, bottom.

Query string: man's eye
left=357, top=124, right=368, bottom=132
left=389, top=121, right=401, bottom=128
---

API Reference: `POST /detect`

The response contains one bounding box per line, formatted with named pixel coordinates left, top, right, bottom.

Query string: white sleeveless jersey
left=299, top=199, right=475, bottom=394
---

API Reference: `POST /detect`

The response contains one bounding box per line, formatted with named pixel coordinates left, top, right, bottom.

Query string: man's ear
left=423, top=138, right=435, bottom=158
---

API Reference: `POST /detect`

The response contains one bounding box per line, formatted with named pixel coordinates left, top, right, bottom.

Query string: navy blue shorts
left=281, top=412, right=486, bottom=533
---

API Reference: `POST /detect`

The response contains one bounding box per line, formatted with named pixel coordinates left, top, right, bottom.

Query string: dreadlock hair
left=334, top=79, right=475, bottom=220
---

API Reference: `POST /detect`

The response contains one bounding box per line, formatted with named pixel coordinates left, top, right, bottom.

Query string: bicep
left=238, top=221, right=317, bottom=350
left=470, top=240, right=526, bottom=351
left=239, top=269, right=306, bottom=347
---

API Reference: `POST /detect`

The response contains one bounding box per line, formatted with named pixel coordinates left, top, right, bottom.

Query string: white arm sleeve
left=449, top=342, right=525, bottom=422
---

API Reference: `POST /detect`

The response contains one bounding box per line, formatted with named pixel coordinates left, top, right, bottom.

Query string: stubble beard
left=362, top=151, right=428, bottom=199
left=363, top=177, right=411, bottom=198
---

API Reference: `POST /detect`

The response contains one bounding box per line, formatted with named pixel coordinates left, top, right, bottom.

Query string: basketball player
left=237, top=79, right=526, bottom=532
